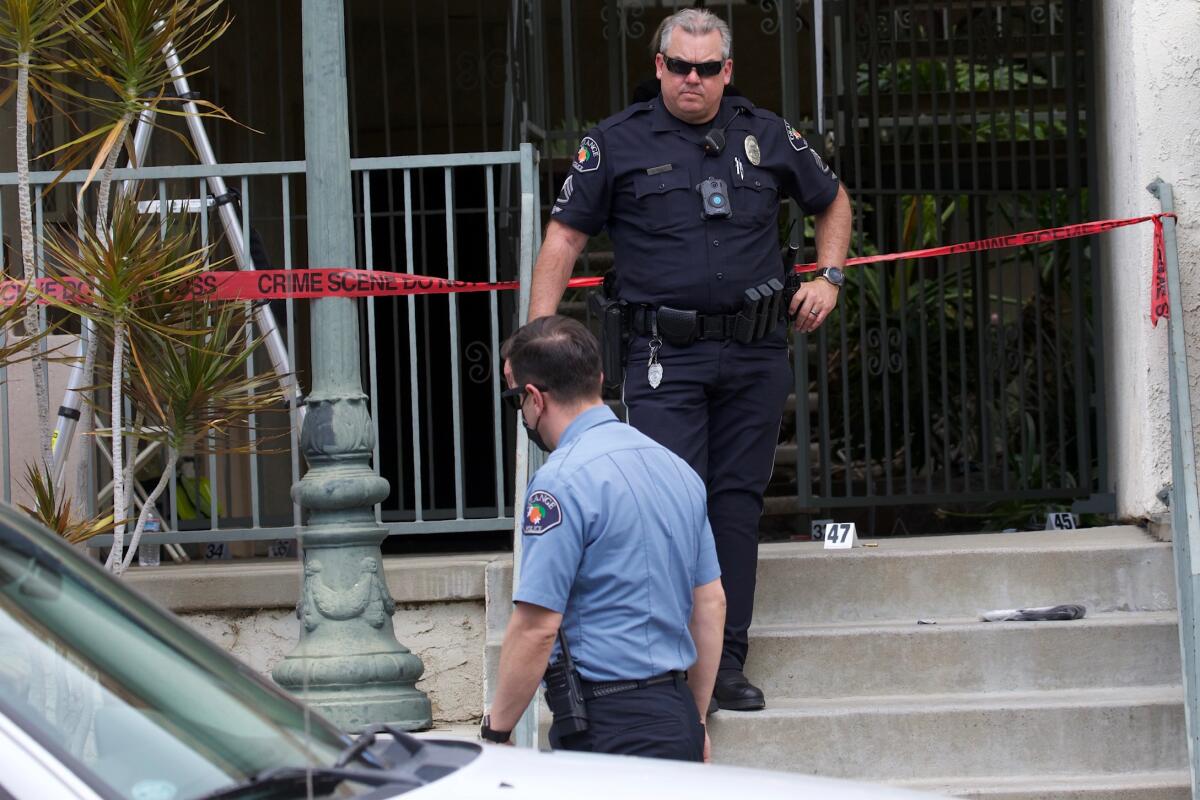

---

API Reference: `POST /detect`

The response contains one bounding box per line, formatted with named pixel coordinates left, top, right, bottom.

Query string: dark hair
left=501, top=315, right=602, bottom=405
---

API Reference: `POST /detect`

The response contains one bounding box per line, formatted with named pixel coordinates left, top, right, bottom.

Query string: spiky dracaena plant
left=18, top=462, right=114, bottom=543
left=42, top=195, right=213, bottom=572
left=57, top=0, right=229, bottom=217
left=0, top=0, right=95, bottom=472
left=49, top=0, right=231, bottom=504
left=117, top=300, right=285, bottom=571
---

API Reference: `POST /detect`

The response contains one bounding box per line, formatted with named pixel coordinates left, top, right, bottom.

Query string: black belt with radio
left=543, top=628, right=686, bottom=741
left=543, top=630, right=590, bottom=740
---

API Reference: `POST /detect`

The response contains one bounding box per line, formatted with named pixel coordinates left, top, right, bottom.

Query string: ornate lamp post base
left=271, top=533, right=433, bottom=731
left=273, top=392, right=433, bottom=732
left=274, top=647, right=431, bottom=732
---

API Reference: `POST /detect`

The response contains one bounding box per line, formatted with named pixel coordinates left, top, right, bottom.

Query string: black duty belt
left=579, top=670, right=685, bottom=701
left=630, top=306, right=739, bottom=342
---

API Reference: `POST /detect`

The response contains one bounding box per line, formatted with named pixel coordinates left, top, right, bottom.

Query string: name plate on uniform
left=824, top=522, right=857, bottom=549
left=811, top=519, right=833, bottom=541
left=1044, top=512, right=1078, bottom=531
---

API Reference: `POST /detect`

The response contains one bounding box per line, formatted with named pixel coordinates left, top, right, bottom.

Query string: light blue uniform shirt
left=514, top=404, right=721, bottom=682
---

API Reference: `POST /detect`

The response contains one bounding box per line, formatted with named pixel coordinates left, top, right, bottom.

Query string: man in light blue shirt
left=482, top=316, right=726, bottom=763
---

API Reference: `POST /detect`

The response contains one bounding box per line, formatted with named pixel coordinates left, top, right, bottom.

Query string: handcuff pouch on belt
left=589, top=272, right=629, bottom=391
left=543, top=629, right=590, bottom=739
left=654, top=307, right=698, bottom=347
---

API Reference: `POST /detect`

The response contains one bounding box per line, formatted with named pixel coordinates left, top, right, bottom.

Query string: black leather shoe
left=707, top=696, right=718, bottom=715
left=714, top=671, right=766, bottom=711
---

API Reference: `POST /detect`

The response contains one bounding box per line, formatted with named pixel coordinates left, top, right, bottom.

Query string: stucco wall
left=182, top=600, right=485, bottom=724
left=1095, top=0, right=1200, bottom=519
left=125, top=553, right=505, bottom=726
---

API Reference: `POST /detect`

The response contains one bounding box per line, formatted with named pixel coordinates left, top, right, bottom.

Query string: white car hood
left=406, top=739, right=942, bottom=799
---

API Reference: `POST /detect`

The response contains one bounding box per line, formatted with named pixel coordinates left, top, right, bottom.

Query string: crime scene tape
left=792, top=213, right=1176, bottom=326
left=4, top=212, right=1176, bottom=325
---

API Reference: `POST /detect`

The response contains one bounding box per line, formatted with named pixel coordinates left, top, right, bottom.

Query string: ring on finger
left=808, top=309, right=819, bottom=317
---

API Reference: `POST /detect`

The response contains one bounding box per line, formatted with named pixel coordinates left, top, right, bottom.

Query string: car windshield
left=0, top=506, right=354, bottom=800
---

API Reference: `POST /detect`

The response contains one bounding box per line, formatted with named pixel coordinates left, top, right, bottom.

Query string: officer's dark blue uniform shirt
left=550, top=94, right=841, bottom=314
left=513, top=404, right=721, bottom=682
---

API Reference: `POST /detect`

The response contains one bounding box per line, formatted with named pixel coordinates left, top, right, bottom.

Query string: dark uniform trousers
left=549, top=673, right=705, bottom=761
left=623, top=327, right=793, bottom=673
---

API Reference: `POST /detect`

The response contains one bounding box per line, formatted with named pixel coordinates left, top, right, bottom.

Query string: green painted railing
left=0, top=146, right=539, bottom=549
left=1156, top=177, right=1200, bottom=796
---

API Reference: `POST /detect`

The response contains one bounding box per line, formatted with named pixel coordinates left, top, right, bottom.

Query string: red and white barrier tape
left=793, top=213, right=1177, bottom=327
left=7, top=212, right=1176, bottom=326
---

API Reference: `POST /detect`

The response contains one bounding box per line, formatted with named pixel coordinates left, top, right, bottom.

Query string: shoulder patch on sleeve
left=783, top=119, right=810, bottom=152
left=572, top=136, right=601, bottom=173
left=523, top=489, right=563, bottom=535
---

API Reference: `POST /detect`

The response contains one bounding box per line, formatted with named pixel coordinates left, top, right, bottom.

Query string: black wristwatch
left=480, top=714, right=511, bottom=743
left=813, top=266, right=845, bottom=288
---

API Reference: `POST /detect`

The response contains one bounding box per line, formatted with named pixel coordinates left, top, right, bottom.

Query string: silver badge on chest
left=744, top=134, right=761, bottom=166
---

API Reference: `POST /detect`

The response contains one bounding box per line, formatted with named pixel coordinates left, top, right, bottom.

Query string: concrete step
left=745, top=612, right=1181, bottom=699
left=752, top=527, right=1175, bottom=626
left=706, top=686, right=1187, bottom=782
left=892, top=770, right=1191, bottom=800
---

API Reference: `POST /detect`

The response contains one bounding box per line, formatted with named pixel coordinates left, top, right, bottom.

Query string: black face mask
left=523, top=406, right=551, bottom=454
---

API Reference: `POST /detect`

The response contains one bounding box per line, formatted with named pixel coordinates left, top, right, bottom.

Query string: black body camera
left=697, top=177, right=732, bottom=220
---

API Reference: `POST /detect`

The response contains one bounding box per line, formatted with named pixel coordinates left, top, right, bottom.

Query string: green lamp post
left=270, top=0, right=432, bottom=732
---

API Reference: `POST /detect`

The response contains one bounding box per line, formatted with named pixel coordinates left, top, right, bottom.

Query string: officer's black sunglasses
left=501, top=384, right=549, bottom=411
left=663, top=56, right=724, bottom=78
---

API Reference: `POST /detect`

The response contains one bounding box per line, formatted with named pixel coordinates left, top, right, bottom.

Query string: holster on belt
left=589, top=272, right=628, bottom=390
left=781, top=241, right=803, bottom=320
left=782, top=275, right=805, bottom=321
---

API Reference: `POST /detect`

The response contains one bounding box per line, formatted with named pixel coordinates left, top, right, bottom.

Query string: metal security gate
left=160, top=1, right=1106, bottom=532
left=509, top=0, right=1107, bottom=524
left=797, top=0, right=1106, bottom=518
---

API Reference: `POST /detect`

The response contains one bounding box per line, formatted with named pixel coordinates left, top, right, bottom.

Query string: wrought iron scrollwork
left=465, top=340, right=493, bottom=384
left=1029, top=3, right=1064, bottom=27
left=985, top=322, right=1022, bottom=374
left=887, top=328, right=903, bottom=374
left=456, top=52, right=480, bottom=92
left=866, top=327, right=904, bottom=377
left=601, top=1, right=645, bottom=42
left=455, top=49, right=508, bottom=92
left=758, top=0, right=804, bottom=36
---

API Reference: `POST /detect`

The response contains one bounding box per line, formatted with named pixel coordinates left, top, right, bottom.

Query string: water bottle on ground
left=137, top=503, right=162, bottom=567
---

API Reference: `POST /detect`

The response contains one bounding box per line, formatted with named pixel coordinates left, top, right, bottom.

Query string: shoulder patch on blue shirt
left=784, top=119, right=809, bottom=152
left=523, top=489, right=563, bottom=535
left=572, top=136, right=601, bottom=173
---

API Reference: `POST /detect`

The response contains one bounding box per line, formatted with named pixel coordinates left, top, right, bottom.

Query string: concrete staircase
left=707, top=527, right=1188, bottom=798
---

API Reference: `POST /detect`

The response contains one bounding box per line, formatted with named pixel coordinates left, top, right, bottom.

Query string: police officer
left=483, top=316, right=726, bottom=762
left=528, top=8, right=852, bottom=712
